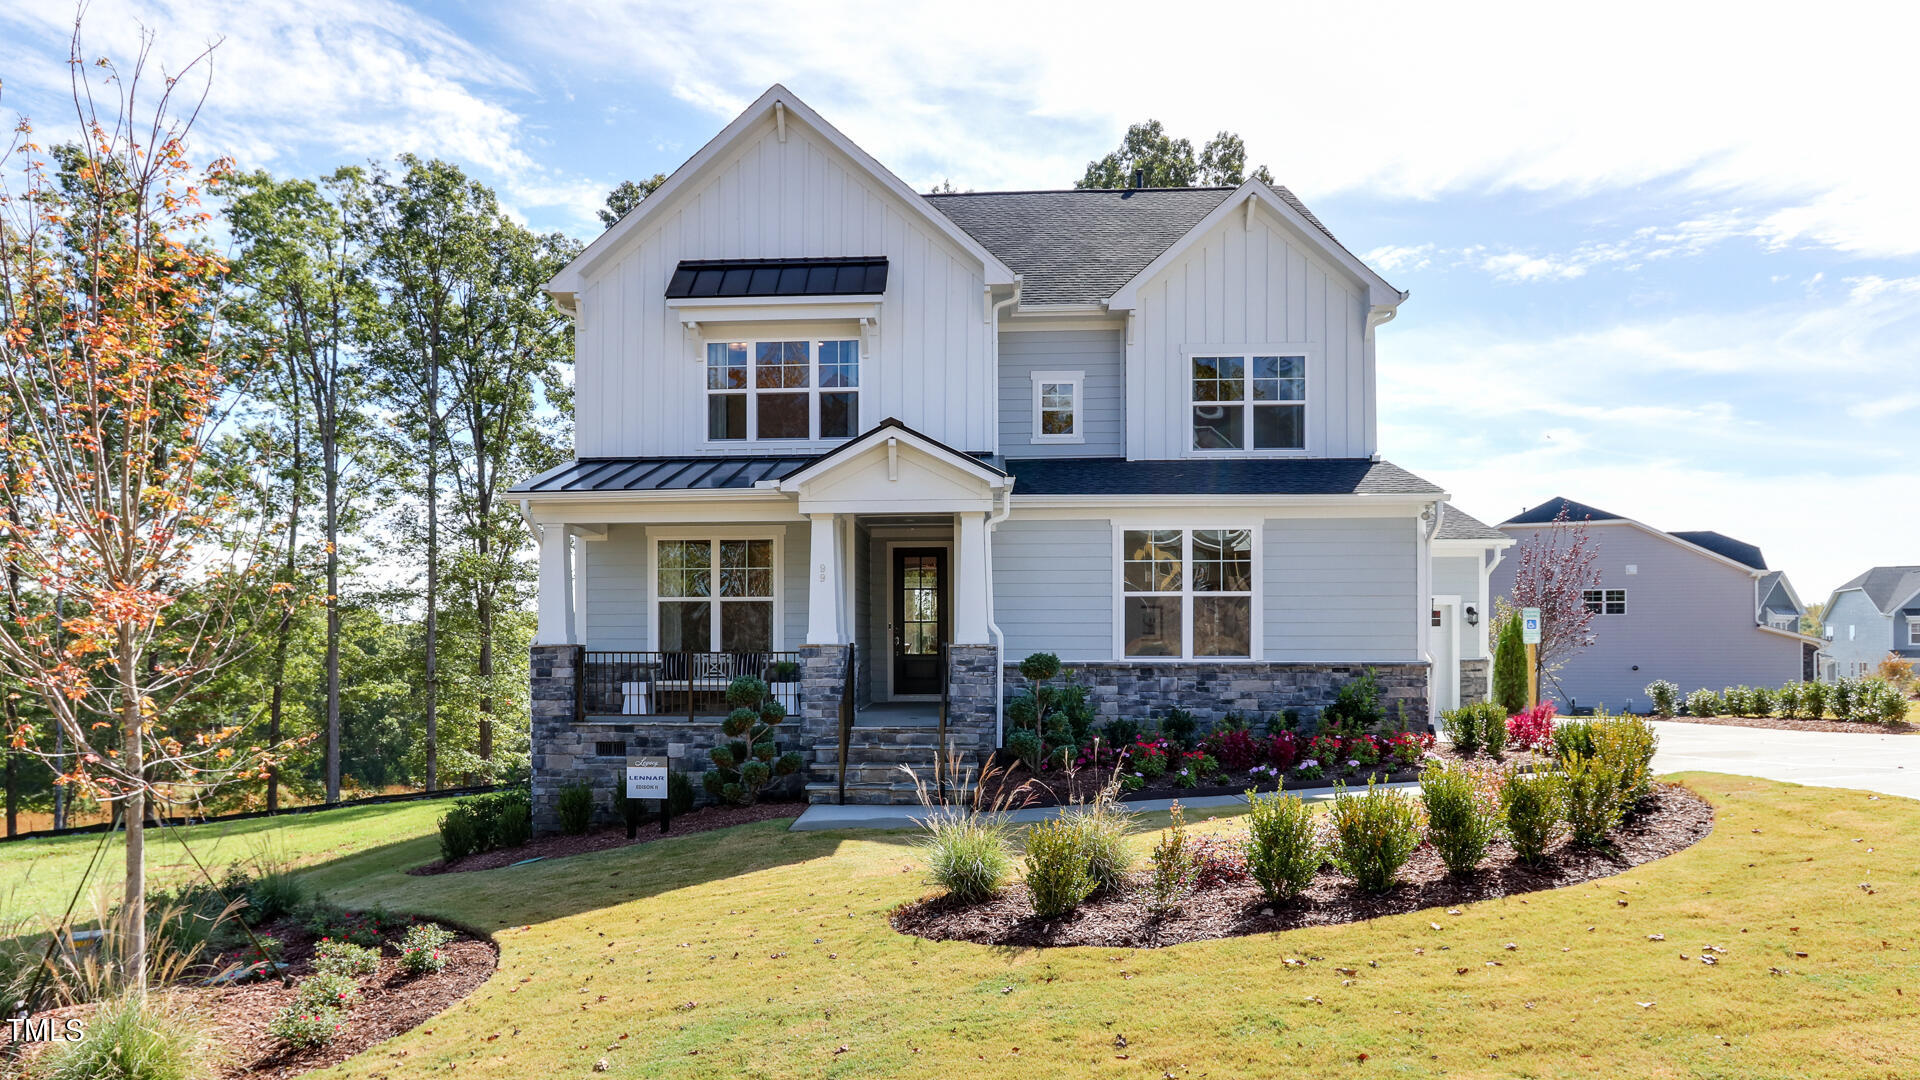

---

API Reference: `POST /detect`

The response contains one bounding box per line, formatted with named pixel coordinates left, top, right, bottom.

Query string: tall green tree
left=599, top=173, right=666, bottom=228
left=1077, top=121, right=1273, bottom=189
left=1492, top=610, right=1529, bottom=714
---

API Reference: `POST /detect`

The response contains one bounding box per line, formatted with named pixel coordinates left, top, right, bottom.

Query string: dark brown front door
left=893, top=547, right=947, bottom=696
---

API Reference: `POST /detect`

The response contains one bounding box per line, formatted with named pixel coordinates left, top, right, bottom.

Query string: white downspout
left=517, top=499, right=542, bottom=544
left=984, top=279, right=1021, bottom=745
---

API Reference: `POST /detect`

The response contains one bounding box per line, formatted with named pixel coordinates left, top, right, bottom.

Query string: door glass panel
left=900, top=554, right=940, bottom=656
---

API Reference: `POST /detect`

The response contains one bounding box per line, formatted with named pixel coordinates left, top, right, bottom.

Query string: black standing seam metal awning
left=664, top=257, right=888, bottom=299
left=514, top=456, right=823, bottom=494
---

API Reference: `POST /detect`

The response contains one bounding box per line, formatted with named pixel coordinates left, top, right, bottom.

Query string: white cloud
left=496, top=0, right=1920, bottom=257
left=1362, top=243, right=1434, bottom=273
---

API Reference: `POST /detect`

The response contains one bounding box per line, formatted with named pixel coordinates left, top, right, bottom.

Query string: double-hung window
left=1120, top=528, right=1255, bottom=658
left=656, top=538, right=776, bottom=652
left=1029, top=370, right=1083, bottom=443
left=1909, top=620, right=1920, bottom=646
left=706, top=338, right=861, bottom=441
left=1190, top=351, right=1306, bottom=451
left=1582, top=589, right=1627, bottom=615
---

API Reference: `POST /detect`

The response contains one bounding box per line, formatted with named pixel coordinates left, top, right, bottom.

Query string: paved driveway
left=1651, top=720, right=1920, bottom=800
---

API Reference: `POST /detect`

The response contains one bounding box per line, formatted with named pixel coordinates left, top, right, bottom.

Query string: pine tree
left=1493, top=612, right=1529, bottom=714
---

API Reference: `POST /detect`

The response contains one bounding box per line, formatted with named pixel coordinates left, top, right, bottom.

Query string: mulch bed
left=1653, top=714, right=1916, bottom=735
left=3, top=916, right=495, bottom=1078
left=407, top=800, right=806, bottom=875
left=892, top=782, right=1712, bottom=949
left=976, top=746, right=1552, bottom=809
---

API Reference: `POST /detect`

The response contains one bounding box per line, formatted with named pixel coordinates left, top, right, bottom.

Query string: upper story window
left=1583, top=588, right=1627, bottom=615
left=707, top=338, right=860, bottom=442
left=1120, top=527, right=1255, bottom=659
left=1909, top=620, right=1920, bottom=646
left=1190, top=352, right=1306, bottom=452
left=1030, top=370, right=1083, bottom=444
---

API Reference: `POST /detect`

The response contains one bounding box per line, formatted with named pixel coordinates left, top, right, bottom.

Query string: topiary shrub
left=1421, top=761, right=1497, bottom=876
left=557, top=781, right=595, bottom=836
left=1244, top=790, right=1321, bottom=901
left=1326, top=778, right=1420, bottom=894
left=1023, top=818, right=1095, bottom=917
left=1005, top=728, right=1044, bottom=772
left=1500, top=768, right=1562, bottom=865
left=1644, top=679, right=1679, bottom=717
left=703, top=676, right=805, bottom=805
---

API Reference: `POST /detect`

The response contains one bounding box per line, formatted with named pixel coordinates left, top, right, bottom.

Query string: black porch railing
left=583, top=651, right=801, bottom=720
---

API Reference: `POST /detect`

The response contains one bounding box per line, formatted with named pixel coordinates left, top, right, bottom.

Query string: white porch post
left=535, top=524, right=576, bottom=645
left=954, top=510, right=990, bottom=645
left=807, top=512, right=845, bottom=645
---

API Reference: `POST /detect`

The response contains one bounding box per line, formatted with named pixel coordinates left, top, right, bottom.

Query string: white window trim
left=1909, top=620, right=1920, bottom=646
left=1028, top=369, right=1084, bottom=444
left=1182, top=344, right=1313, bottom=457
left=703, top=336, right=862, bottom=445
left=646, top=526, right=785, bottom=652
left=1110, top=521, right=1263, bottom=661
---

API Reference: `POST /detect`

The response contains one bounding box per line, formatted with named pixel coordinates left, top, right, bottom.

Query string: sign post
left=1520, top=607, right=1542, bottom=707
left=626, top=756, right=670, bottom=835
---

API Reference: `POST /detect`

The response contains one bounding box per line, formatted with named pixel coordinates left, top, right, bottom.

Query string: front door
left=893, top=547, right=948, bottom=696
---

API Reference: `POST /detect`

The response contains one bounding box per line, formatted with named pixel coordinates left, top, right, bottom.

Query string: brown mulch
left=1653, top=714, right=1917, bottom=735
left=975, top=746, right=1552, bottom=809
left=892, top=782, right=1713, bottom=949
left=2, top=917, right=495, bottom=1079
left=406, top=800, right=806, bottom=875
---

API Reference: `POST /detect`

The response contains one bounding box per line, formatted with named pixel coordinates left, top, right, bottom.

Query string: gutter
left=517, top=499, right=542, bottom=544
left=984, top=280, right=1022, bottom=747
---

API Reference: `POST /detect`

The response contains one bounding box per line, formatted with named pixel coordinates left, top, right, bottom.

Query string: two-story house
left=1821, top=566, right=1920, bottom=679
left=514, top=86, right=1506, bottom=822
left=1489, top=496, right=1822, bottom=712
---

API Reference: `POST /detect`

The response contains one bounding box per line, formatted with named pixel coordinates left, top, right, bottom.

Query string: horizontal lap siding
left=998, top=329, right=1125, bottom=457
left=993, top=518, right=1113, bottom=662
left=1264, top=517, right=1417, bottom=661
left=582, top=523, right=810, bottom=652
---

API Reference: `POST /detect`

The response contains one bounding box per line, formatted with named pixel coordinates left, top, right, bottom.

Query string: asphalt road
left=1650, top=720, right=1920, bottom=800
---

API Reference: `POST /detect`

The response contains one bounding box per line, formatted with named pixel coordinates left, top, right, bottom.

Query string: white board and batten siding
left=997, top=328, right=1126, bottom=457
left=993, top=516, right=1420, bottom=664
left=571, top=116, right=993, bottom=458
left=1125, top=208, right=1375, bottom=461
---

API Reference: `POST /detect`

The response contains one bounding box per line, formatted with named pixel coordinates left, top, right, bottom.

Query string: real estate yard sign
left=627, top=757, right=671, bottom=835
left=1521, top=608, right=1542, bottom=706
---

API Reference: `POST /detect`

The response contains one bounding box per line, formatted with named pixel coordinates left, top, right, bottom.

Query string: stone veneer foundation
left=1459, top=659, right=1491, bottom=706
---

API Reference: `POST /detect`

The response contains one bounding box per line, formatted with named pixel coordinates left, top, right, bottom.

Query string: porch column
left=954, top=510, right=990, bottom=645
left=535, top=524, right=576, bottom=645
left=807, top=512, right=845, bottom=645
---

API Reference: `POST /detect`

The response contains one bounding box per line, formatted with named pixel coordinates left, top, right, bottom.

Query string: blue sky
left=2, top=0, right=1914, bottom=599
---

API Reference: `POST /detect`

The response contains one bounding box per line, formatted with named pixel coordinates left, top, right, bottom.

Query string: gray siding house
left=1490, top=497, right=1821, bottom=712
left=1821, top=566, right=1920, bottom=679
left=514, top=86, right=1502, bottom=822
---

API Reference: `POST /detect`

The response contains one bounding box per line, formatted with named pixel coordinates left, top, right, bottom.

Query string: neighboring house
left=1430, top=506, right=1515, bottom=711
left=1821, top=566, right=1920, bottom=679
left=1489, top=497, right=1822, bottom=712
left=513, top=86, right=1489, bottom=821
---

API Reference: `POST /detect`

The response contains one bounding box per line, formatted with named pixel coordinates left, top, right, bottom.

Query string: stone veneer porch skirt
left=993, top=660, right=1431, bottom=729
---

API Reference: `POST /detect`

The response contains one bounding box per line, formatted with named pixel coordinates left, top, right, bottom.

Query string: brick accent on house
left=1460, top=659, right=1491, bottom=706
left=991, top=660, right=1432, bottom=735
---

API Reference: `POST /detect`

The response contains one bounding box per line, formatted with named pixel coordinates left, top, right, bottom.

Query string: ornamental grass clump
left=1023, top=819, right=1096, bottom=917
left=1061, top=786, right=1137, bottom=891
left=1326, top=779, right=1421, bottom=894
left=1421, top=762, right=1498, bottom=876
left=1499, top=769, right=1562, bottom=865
left=41, top=994, right=210, bottom=1080
left=918, top=811, right=1014, bottom=904
left=1243, top=790, right=1321, bottom=901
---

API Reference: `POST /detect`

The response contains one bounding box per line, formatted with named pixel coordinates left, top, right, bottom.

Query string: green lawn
left=8, top=777, right=1919, bottom=1078
left=0, top=799, right=453, bottom=922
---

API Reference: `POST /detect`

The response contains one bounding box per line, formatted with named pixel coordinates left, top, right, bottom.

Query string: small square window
left=1030, top=371, right=1083, bottom=443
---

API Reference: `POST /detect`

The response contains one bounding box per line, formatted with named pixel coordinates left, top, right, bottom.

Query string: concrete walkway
left=789, top=781, right=1420, bottom=832
left=1649, top=720, right=1920, bottom=800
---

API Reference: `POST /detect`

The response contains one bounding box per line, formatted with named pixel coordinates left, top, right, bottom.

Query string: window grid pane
left=755, top=341, right=810, bottom=388
left=1122, top=530, right=1183, bottom=593
left=819, top=340, right=859, bottom=387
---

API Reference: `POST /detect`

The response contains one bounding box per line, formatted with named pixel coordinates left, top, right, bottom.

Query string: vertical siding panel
left=1222, top=225, right=1245, bottom=345
left=1268, top=230, right=1288, bottom=341
left=1306, top=265, right=1327, bottom=458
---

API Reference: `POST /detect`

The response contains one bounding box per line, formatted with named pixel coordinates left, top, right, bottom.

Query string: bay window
left=1120, top=527, right=1255, bottom=658
left=657, top=537, right=776, bottom=652
left=707, top=337, right=861, bottom=442
left=1190, top=351, right=1306, bottom=451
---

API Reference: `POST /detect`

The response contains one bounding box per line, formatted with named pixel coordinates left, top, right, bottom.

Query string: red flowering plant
left=1383, top=731, right=1434, bottom=768
left=1305, top=734, right=1344, bottom=765
left=1346, top=734, right=1383, bottom=767
left=1121, top=737, right=1171, bottom=779
left=1265, top=731, right=1300, bottom=771
left=1507, top=701, right=1558, bottom=751
left=1203, top=728, right=1261, bottom=773
left=1188, top=834, right=1251, bottom=888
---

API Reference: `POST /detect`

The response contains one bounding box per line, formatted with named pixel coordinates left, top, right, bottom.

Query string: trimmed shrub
left=1645, top=679, right=1680, bottom=717
left=1439, top=703, right=1485, bottom=756
left=1775, top=682, right=1805, bottom=719
left=437, top=809, right=479, bottom=863
left=1421, top=762, right=1497, bottom=876
left=1862, top=679, right=1911, bottom=725
left=1492, top=611, right=1530, bottom=715
left=1024, top=819, right=1096, bottom=917
left=268, top=1004, right=343, bottom=1049
left=1006, top=728, right=1044, bottom=772
left=1500, top=769, right=1562, bottom=865
left=1478, top=703, right=1508, bottom=758
left=1102, top=717, right=1142, bottom=748
left=1799, top=679, right=1830, bottom=720
left=919, top=812, right=1014, bottom=903
left=437, top=788, right=531, bottom=862
left=1749, top=685, right=1777, bottom=717
left=703, top=676, right=805, bottom=805
left=399, top=924, right=457, bottom=976
left=1719, top=686, right=1750, bottom=716
left=313, top=939, right=380, bottom=978
left=1551, top=719, right=1596, bottom=763
left=1830, top=677, right=1860, bottom=720
left=1507, top=701, right=1557, bottom=751
left=1143, top=804, right=1198, bottom=915
left=667, top=770, right=696, bottom=816
left=1593, top=715, right=1659, bottom=806
left=558, top=781, right=595, bottom=836
left=1244, top=790, right=1321, bottom=902
left=1562, top=753, right=1625, bottom=846
left=42, top=994, right=209, bottom=1080
left=1684, top=688, right=1722, bottom=718
left=1321, top=668, right=1385, bottom=734
left=295, top=971, right=362, bottom=1013
left=1326, top=779, right=1421, bottom=894
left=1158, top=708, right=1199, bottom=749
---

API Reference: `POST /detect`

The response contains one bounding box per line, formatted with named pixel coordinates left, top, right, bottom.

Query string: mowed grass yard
left=8, top=775, right=1920, bottom=1078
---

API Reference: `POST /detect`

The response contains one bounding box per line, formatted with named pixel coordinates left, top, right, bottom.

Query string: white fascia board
left=666, top=296, right=884, bottom=325
left=521, top=491, right=806, bottom=525
left=1433, top=537, right=1515, bottom=554
left=1756, top=623, right=1824, bottom=645
left=548, top=85, right=1015, bottom=297
left=1498, top=517, right=1764, bottom=578
left=777, top=426, right=1008, bottom=491
left=1104, top=180, right=1407, bottom=313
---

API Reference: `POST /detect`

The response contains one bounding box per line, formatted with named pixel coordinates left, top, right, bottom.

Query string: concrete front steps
left=804, top=724, right=990, bottom=805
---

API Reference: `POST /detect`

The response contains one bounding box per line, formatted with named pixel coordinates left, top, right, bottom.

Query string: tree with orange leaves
left=0, top=27, right=291, bottom=995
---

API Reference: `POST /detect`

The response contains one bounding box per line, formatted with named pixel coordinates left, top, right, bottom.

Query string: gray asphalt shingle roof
left=1503, top=496, right=1624, bottom=525
left=1835, top=565, right=1920, bottom=613
left=1435, top=506, right=1509, bottom=541
left=1670, top=530, right=1767, bottom=571
left=924, top=185, right=1348, bottom=307
left=1001, top=457, right=1442, bottom=497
